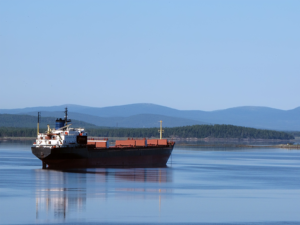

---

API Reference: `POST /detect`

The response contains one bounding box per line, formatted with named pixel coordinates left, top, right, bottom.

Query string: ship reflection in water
left=35, top=168, right=172, bottom=220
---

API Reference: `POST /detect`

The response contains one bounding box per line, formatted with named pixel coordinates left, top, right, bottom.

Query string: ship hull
left=31, top=145, right=174, bottom=169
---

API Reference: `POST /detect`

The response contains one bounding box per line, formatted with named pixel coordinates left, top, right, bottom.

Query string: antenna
left=64, top=107, right=68, bottom=123
left=64, top=107, right=71, bottom=125
left=37, top=112, right=41, bottom=136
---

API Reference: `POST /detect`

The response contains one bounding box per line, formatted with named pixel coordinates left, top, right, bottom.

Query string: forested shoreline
left=0, top=125, right=294, bottom=140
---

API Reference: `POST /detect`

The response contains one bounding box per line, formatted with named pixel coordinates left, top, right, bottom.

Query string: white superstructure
left=33, top=125, right=87, bottom=148
left=33, top=108, right=87, bottom=149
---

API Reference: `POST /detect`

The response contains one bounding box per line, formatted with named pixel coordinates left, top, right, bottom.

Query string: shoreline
left=0, top=137, right=299, bottom=149
left=176, top=143, right=300, bottom=149
left=170, top=137, right=294, bottom=143
left=0, top=136, right=295, bottom=142
left=0, top=137, right=36, bottom=141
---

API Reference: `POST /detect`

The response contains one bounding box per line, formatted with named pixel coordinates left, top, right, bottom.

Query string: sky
left=0, top=0, right=300, bottom=111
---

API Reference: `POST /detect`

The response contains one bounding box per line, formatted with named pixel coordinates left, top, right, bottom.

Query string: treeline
left=0, top=125, right=294, bottom=140
left=86, top=125, right=294, bottom=140
left=286, top=131, right=300, bottom=137
left=0, top=127, right=37, bottom=137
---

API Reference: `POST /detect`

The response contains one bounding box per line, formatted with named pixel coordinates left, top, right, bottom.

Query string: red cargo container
left=136, top=140, right=146, bottom=147
left=158, top=139, right=168, bottom=146
left=116, top=140, right=136, bottom=147
left=96, top=141, right=107, bottom=148
left=147, top=139, right=158, bottom=146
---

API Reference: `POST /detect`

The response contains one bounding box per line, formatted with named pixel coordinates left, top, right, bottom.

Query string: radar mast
left=64, top=107, right=71, bottom=125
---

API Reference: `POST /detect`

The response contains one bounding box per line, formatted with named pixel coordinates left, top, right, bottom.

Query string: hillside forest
left=0, top=124, right=294, bottom=140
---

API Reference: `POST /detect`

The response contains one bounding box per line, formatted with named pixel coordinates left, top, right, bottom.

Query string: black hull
left=31, top=145, right=174, bottom=169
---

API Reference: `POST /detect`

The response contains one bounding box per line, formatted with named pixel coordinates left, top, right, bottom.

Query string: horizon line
left=0, top=103, right=299, bottom=112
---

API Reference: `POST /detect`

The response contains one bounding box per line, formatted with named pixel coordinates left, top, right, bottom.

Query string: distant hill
left=22, top=111, right=206, bottom=128
left=0, top=114, right=98, bottom=129
left=1, top=103, right=300, bottom=130
left=0, top=104, right=177, bottom=117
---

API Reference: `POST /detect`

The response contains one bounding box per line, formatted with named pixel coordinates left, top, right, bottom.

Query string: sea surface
left=0, top=141, right=300, bottom=225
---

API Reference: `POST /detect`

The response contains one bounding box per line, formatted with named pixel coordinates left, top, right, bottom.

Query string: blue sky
left=0, top=0, right=299, bottom=111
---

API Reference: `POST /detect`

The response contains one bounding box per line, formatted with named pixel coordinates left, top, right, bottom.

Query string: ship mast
left=37, top=112, right=41, bottom=136
left=64, top=107, right=71, bottom=125
left=158, top=120, right=164, bottom=139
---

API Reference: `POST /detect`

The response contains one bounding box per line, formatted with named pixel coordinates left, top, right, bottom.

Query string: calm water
left=0, top=141, right=300, bottom=225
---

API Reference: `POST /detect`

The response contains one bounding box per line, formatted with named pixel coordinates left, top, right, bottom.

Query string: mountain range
left=0, top=103, right=300, bottom=130
left=0, top=114, right=98, bottom=128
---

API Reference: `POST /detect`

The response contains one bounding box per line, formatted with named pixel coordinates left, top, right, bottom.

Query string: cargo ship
left=31, top=108, right=175, bottom=169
